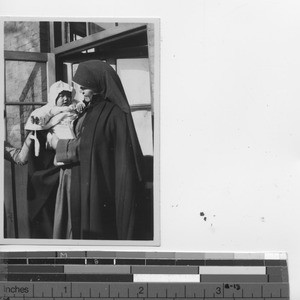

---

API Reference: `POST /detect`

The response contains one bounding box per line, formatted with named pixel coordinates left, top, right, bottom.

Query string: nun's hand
left=76, top=101, right=86, bottom=113
left=46, top=132, right=59, bottom=150
left=54, top=155, right=64, bottom=166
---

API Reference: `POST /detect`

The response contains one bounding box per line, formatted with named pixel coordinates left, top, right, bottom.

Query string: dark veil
left=73, top=60, right=144, bottom=181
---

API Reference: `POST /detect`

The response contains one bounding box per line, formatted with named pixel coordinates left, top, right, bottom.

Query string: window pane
left=5, top=61, right=47, bottom=103
left=4, top=21, right=46, bottom=52
left=132, top=110, right=153, bottom=156
left=89, top=23, right=117, bottom=34
left=72, top=63, right=79, bottom=77
left=54, top=22, right=62, bottom=47
left=69, top=22, right=87, bottom=41
left=6, top=105, right=42, bottom=147
left=116, top=58, right=151, bottom=106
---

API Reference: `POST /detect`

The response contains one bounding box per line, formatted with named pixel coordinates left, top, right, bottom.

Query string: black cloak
left=63, top=60, right=145, bottom=240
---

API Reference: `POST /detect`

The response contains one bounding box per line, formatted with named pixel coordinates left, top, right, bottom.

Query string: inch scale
left=0, top=282, right=289, bottom=299
left=0, top=251, right=289, bottom=300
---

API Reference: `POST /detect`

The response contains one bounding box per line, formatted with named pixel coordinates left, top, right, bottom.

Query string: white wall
left=1, top=0, right=300, bottom=298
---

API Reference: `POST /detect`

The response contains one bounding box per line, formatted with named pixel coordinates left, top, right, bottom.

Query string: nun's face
left=80, top=87, right=94, bottom=102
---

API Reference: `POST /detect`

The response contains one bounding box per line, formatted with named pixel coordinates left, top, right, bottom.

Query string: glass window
left=116, top=58, right=151, bottom=106
left=70, top=22, right=87, bottom=42
left=89, top=22, right=118, bottom=34
left=5, top=61, right=47, bottom=147
left=116, top=58, right=153, bottom=156
left=4, top=21, right=49, bottom=53
left=132, top=110, right=153, bottom=156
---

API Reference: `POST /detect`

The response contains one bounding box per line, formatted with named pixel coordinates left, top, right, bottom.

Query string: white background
left=1, top=0, right=300, bottom=298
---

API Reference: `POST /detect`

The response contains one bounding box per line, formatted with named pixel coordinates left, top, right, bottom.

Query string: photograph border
left=0, top=16, right=160, bottom=246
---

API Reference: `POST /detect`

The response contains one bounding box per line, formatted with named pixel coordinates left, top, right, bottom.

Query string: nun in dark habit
left=48, top=60, right=145, bottom=240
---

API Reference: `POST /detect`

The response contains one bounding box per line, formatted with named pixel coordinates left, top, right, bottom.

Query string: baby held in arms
left=26, top=81, right=86, bottom=139
left=5, top=81, right=85, bottom=164
left=25, top=81, right=86, bottom=157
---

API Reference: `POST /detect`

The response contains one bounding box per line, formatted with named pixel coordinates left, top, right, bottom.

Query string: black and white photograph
left=2, top=19, right=159, bottom=244
left=2, top=1, right=300, bottom=298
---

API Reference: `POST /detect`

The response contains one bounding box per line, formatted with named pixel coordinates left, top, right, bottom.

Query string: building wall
left=4, top=22, right=50, bottom=238
left=4, top=21, right=48, bottom=147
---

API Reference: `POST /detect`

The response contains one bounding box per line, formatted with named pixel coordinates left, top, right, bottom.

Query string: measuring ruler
left=0, top=251, right=289, bottom=299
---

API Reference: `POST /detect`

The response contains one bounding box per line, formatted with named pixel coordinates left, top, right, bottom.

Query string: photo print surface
left=2, top=19, right=159, bottom=245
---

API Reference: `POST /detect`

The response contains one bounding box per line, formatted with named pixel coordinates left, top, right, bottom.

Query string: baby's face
left=56, top=92, right=72, bottom=107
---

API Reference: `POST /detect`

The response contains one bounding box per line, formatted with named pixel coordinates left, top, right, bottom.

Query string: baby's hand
left=76, top=102, right=86, bottom=113
left=67, top=104, right=77, bottom=112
